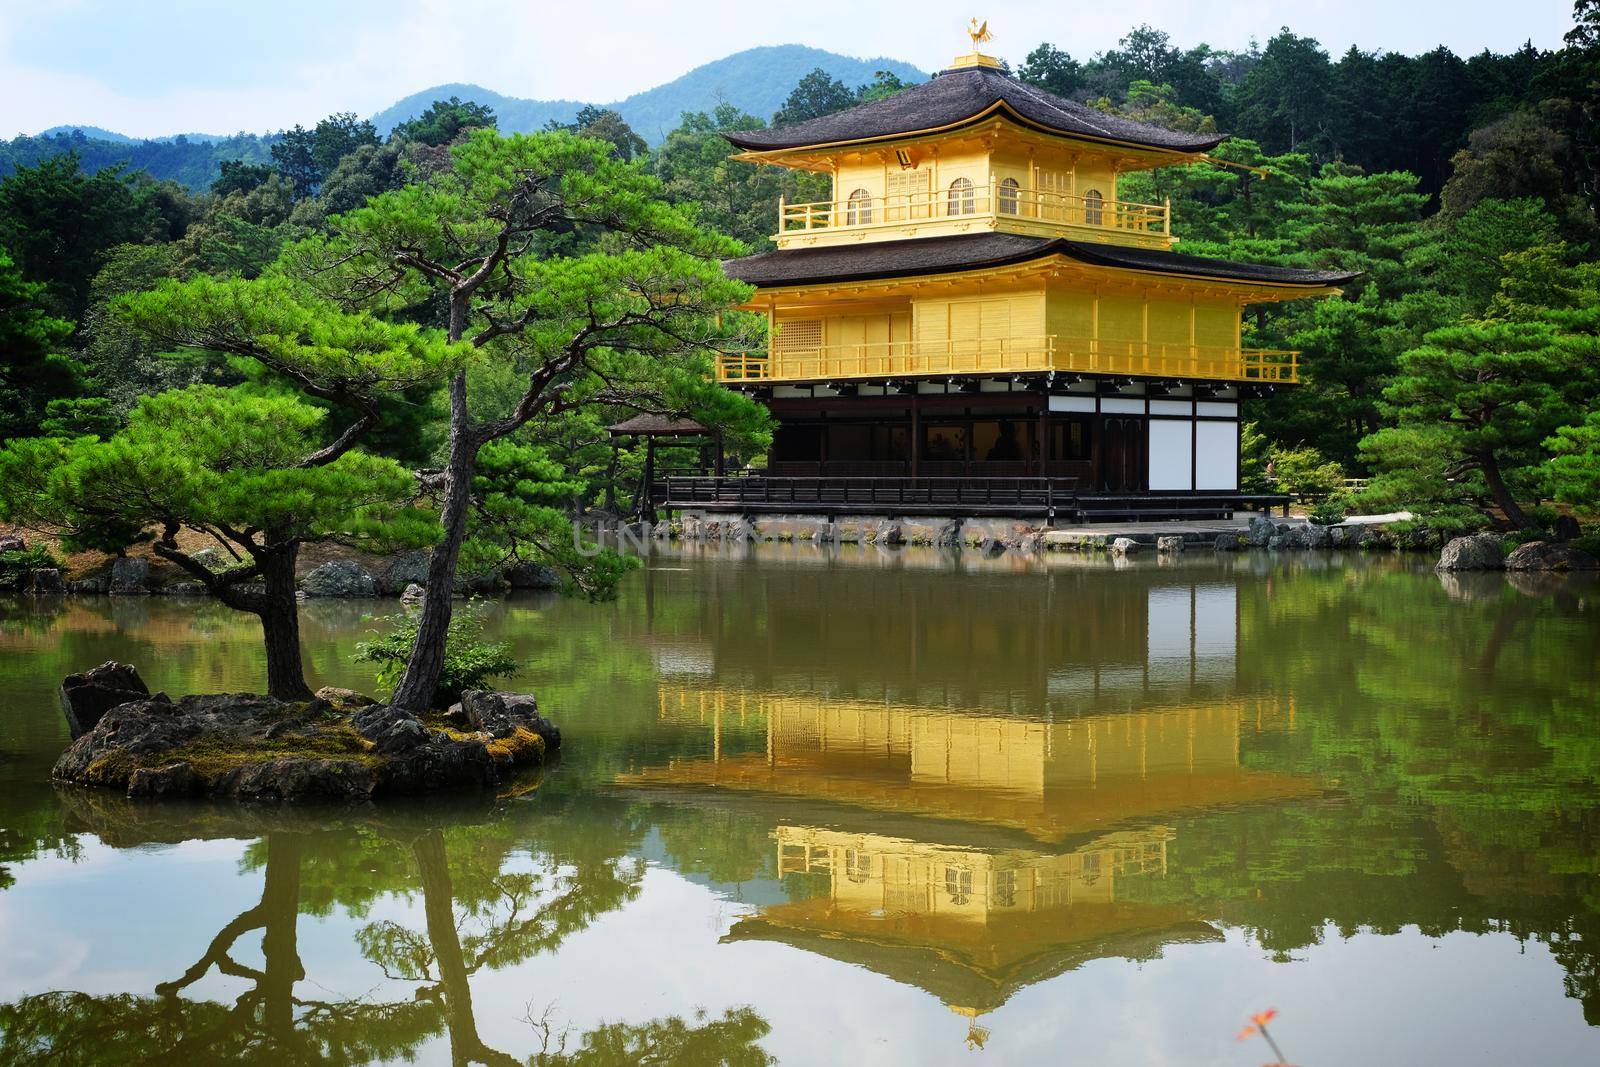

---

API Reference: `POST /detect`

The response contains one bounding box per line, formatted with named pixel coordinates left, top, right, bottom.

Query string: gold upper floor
left=764, top=118, right=1181, bottom=251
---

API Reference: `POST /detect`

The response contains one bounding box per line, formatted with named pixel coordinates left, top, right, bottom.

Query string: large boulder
left=378, top=550, right=430, bottom=595
left=504, top=561, right=561, bottom=590
left=109, top=557, right=149, bottom=595
left=0, top=533, right=27, bottom=553
left=1504, top=540, right=1600, bottom=572
left=1156, top=536, right=1184, bottom=554
left=299, top=560, right=378, bottom=598
left=1109, top=537, right=1139, bottom=557
left=29, top=568, right=63, bottom=594
left=454, top=690, right=562, bottom=753
left=1437, top=533, right=1504, bottom=572
left=59, top=661, right=156, bottom=739
left=1245, top=516, right=1277, bottom=547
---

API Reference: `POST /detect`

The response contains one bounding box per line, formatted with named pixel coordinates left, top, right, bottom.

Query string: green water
left=1, top=545, right=1598, bottom=1065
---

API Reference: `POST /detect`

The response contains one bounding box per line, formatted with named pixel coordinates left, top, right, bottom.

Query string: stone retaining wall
left=660, top=510, right=1440, bottom=555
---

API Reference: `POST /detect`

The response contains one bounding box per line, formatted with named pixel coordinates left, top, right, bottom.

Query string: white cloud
left=0, top=0, right=1578, bottom=138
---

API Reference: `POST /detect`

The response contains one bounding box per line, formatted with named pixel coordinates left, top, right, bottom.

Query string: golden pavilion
left=659, top=28, right=1357, bottom=521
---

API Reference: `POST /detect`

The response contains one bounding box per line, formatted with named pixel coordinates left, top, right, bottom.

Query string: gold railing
left=779, top=182, right=1170, bottom=237
left=717, top=336, right=1298, bottom=384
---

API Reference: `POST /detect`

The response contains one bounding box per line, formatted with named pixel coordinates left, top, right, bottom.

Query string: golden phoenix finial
left=967, top=18, right=993, bottom=49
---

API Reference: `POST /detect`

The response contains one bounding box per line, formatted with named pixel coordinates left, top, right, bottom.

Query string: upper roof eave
left=722, top=66, right=1227, bottom=157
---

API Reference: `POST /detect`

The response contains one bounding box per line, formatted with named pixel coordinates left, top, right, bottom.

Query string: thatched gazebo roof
left=605, top=415, right=711, bottom=438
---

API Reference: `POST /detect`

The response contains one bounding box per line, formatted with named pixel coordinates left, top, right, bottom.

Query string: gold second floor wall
left=761, top=270, right=1250, bottom=383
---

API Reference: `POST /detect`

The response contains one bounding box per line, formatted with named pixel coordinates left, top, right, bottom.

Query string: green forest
left=3, top=4, right=1600, bottom=547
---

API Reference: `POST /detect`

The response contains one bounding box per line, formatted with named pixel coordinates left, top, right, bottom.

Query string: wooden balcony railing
left=778, top=182, right=1171, bottom=238
left=716, top=336, right=1299, bottom=385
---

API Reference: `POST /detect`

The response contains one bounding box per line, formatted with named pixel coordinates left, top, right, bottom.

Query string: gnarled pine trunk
left=391, top=372, right=475, bottom=713
left=1480, top=452, right=1532, bottom=531
left=258, top=546, right=313, bottom=701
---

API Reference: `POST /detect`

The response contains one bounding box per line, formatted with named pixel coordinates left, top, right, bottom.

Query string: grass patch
left=166, top=727, right=383, bottom=782
left=484, top=726, right=545, bottom=766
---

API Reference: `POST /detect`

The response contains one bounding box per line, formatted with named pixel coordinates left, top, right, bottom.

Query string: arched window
left=997, top=177, right=1020, bottom=215
left=845, top=187, right=873, bottom=225
left=947, top=176, right=975, bottom=216
left=1083, top=188, right=1104, bottom=227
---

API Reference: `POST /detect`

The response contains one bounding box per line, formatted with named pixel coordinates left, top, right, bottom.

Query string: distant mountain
left=8, top=45, right=927, bottom=190
left=372, top=45, right=928, bottom=143
left=369, top=84, right=586, bottom=141
left=38, top=125, right=136, bottom=143
left=37, top=125, right=240, bottom=145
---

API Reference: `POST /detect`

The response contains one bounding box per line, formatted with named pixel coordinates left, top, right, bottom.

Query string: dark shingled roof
left=726, top=65, right=1226, bottom=154
left=605, top=415, right=710, bottom=436
left=724, top=232, right=1362, bottom=289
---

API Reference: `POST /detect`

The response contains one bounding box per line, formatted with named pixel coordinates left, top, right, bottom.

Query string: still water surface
left=1, top=545, right=1598, bottom=1064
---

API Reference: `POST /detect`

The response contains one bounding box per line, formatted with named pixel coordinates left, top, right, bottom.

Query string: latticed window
left=845, top=188, right=873, bottom=225
left=1083, top=188, right=1105, bottom=226
left=997, top=177, right=1020, bottom=215
left=772, top=319, right=822, bottom=354
left=845, top=849, right=871, bottom=883
left=994, top=869, right=1017, bottom=908
left=947, top=177, right=976, bottom=216
left=945, top=865, right=973, bottom=905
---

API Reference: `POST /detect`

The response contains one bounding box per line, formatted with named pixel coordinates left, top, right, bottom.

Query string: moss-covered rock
left=53, top=674, right=558, bottom=803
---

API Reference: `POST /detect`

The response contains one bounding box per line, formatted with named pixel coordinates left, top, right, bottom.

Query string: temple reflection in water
left=616, top=569, right=1319, bottom=1031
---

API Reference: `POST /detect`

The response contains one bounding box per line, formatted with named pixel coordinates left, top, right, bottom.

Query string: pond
left=1, top=545, right=1598, bottom=1064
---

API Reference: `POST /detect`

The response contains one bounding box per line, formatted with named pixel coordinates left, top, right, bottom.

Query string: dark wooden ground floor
left=649, top=477, right=1287, bottom=522
left=646, top=377, right=1275, bottom=520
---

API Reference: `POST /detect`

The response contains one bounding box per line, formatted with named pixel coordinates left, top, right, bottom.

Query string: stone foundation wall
left=663, top=510, right=1446, bottom=557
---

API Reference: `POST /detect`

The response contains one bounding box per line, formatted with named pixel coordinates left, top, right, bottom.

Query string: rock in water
left=54, top=683, right=556, bottom=802
left=379, top=550, right=430, bottom=595
left=109, top=557, right=149, bottom=595
left=1109, top=537, right=1139, bottom=557
left=60, top=661, right=155, bottom=739
left=1504, top=541, right=1600, bottom=571
left=299, top=560, right=378, bottom=598
left=400, top=582, right=425, bottom=603
left=1245, top=516, right=1276, bottom=547
left=1156, top=536, right=1184, bottom=554
left=504, top=562, right=561, bottom=589
left=1437, top=533, right=1505, bottom=572
left=455, top=690, right=562, bottom=752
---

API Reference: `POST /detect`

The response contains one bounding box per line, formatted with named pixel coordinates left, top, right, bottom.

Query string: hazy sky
left=0, top=0, right=1579, bottom=137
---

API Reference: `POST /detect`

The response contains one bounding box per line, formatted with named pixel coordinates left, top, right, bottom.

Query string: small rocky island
left=54, top=662, right=559, bottom=802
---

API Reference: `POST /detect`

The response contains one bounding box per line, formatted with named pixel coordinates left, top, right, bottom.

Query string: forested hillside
left=0, top=129, right=276, bottom=192
left=372, top=45, right=927, bottom=143
left=3, top=5, right=1600, bottom=538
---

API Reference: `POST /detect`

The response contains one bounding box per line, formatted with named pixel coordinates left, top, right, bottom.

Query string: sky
left=0, top=0, right=1580, bottom=138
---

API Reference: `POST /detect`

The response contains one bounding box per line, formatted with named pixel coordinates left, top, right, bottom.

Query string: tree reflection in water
left=0, top=819, right=773, bottom=1066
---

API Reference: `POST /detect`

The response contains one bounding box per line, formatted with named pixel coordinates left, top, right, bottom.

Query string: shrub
left=1308, top=492, right=1352, bottom=526
left=0, top=545, right=61, bottom=590
left=1267, top=444, right=1345, bottom=503
left=355, top=601, right=519, bottom=708
left=1573, top=532, right=1600, bottom=559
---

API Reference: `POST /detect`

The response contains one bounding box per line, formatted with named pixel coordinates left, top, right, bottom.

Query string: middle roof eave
left=723, top=232, right=1364, bottom=290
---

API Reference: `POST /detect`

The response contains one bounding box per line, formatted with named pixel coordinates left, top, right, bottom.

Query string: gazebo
left=605, top=415, right=724, bottom=519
